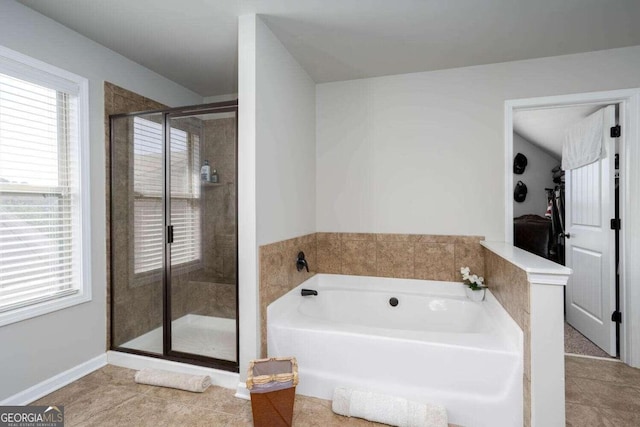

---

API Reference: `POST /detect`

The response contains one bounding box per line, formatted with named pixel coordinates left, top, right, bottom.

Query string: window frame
left=0, top=45, right=91, bottom=327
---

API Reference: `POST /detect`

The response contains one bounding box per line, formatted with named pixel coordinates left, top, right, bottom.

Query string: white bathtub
left=267, top=274, right=523, bottom=427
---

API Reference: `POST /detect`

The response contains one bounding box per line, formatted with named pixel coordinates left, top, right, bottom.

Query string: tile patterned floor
left=30, top=356, right=640, bottom=426
left=30, top=365, right=381, bottom=427
left=565, top=355, right=640, bottom=426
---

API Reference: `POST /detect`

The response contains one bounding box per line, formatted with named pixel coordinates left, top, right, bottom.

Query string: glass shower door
left=110, top=112, right=165, bottom=355
left=166, top=110, right=237, bottom=365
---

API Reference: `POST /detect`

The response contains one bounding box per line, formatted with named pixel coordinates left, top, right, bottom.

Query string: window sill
left=0, top=290, right=92, bottom=328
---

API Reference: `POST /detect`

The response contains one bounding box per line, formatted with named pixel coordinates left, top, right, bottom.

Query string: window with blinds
left=133, top=117, right=201, bottom=275
left=0, top=46, right=89, bottom=324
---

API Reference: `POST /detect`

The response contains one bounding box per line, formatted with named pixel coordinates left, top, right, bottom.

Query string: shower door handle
left=167, top=225, right=174, bottom=244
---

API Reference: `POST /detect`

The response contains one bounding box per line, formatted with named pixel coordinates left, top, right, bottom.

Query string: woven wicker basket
left=247, top=357, right=298, bottom=427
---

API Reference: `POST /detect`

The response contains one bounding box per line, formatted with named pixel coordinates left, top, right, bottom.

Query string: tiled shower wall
left=201, top=118, right=237, bottom=284
left=483, top=248, right=532, bottom=427
left=258, top=232, right=485, bottom=356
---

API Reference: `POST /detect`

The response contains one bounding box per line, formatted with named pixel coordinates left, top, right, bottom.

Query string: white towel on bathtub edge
left=332, top=387, right=448, bottom=427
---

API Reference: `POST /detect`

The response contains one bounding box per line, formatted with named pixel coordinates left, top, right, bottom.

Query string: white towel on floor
left=134, top=368, right=211, bottom=393
left=332, top=387, right=447, bottom=427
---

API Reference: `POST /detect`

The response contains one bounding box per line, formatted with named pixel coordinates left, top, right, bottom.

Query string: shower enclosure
left=109, top=101, right=238, bottom=371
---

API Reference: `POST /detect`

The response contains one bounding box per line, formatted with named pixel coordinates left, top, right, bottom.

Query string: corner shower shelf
left=202, top=182, right=224, bottom=188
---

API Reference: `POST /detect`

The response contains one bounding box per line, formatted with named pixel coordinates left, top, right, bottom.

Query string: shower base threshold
left=120, top=314, right=236, bottom=362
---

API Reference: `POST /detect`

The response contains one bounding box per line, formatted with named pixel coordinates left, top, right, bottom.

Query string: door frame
left=504, top=88, right=640, bottom=367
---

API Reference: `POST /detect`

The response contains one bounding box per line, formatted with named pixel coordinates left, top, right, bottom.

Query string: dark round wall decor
left=514, top=180, right=528, bottom=203
left=513, top=153, right=528, bottom=174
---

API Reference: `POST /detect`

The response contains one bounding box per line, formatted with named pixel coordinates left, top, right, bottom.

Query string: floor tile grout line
left=567, top=375, right=640, bottom=389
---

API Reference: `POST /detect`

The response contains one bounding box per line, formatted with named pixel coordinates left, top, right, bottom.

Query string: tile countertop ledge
left=481, top=241, right=572, bottom=284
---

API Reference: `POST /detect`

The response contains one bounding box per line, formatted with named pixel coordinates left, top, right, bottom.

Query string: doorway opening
left=504, top=88, right=640, bottom=369
left=511, top=103, right=620, bottom=359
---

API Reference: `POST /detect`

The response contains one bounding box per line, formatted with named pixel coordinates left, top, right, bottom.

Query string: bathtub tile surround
left=259, top=233, right=317, bottom=356
left=260, top=232, right=485, bottom=356
left=316, top=233, right=485, bottom=279
left=341, top=239, right=377, bottom=276
left=414, top=243, right=455, bottom=281
left=482, top=241, right=571, bottom=427
left=484, top=249, right=532, bottom=426
left=315, top=233, right=342, bottom=273
left=376, top=240, right=415, bottom=278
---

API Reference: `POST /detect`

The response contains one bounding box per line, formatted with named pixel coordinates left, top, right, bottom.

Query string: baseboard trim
left=565, top=352, right=621, bottom=362
left=106, top=350, right=239, bottom=390
left=0, top=353, right=107, bottom=406
left=235, top=382, right=250, bottom=400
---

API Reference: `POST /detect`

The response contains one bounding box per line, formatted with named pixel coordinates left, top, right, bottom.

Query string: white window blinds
left=133, top=117, right=201, bottom=274
left=0, top=72, right=81, bottom=312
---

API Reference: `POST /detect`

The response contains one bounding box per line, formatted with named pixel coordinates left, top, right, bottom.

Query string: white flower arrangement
left=460, top=266, right=485, bottom=290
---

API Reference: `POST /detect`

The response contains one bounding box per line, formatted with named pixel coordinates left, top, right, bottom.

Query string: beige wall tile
left=524, top=376, right=531, bottom=427
left=317, top=238, right=342, bottom=273
left=286, top=235, right=316, bottom=287
left=376, top=233, right=419, bottom=242
left=316, top=232, right=341, bottom=241
left=523, top=315, right=531, bottom=381
left=414, top=243, right=456, bottom=281
left=454, top=241, right=485, bottom=277
left=376, top=241, right=414, bottom=278
left=341, top=240, right=377, bottom=276
left=483, top=247, right=531, bottom=426
left=314, top=232, right=486, bottom=282
left=259, top=233, right=317, bottom=357
left=340, top=233, right=375, bottom=241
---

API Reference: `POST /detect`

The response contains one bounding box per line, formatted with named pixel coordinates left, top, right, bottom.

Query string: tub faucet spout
left=301, top=289, right=318, bottom=296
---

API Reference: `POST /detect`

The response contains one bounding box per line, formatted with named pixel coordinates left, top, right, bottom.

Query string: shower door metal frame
left=109, top=100, right=239, bottom=373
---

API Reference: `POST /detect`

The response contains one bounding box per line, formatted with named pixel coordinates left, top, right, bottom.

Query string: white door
left=565, top=105, right=617, bottom=356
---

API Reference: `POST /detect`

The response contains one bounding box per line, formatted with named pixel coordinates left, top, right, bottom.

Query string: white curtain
left=562, top=108, right=605, bottom=170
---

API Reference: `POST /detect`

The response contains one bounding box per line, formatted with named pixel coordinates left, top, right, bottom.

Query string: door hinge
left=167, top=225, right=174, bottom=244
left=610, top=218, right=621, bottom=230
left=610, top=125, right=621, bottom=138
left=612, top=311, right=622, bottom=323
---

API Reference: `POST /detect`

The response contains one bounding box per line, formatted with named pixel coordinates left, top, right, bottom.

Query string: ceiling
left=514, top=105, right=604, bottom=159
left=17, top=0, right=640, bottom=96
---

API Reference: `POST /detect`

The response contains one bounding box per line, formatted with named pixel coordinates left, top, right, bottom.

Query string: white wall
left=237, top=14, right=316, bottom=380
left=512, top=133, right=559, bottom=218
left=255, top=17, right=316, bottom=245
left=0, top=0, right=202, bottom=401
left=316, top=45, right=640, bottom=240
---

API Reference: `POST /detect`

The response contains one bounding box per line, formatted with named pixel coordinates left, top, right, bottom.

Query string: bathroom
left=2, top=1, right=640, bottom=426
